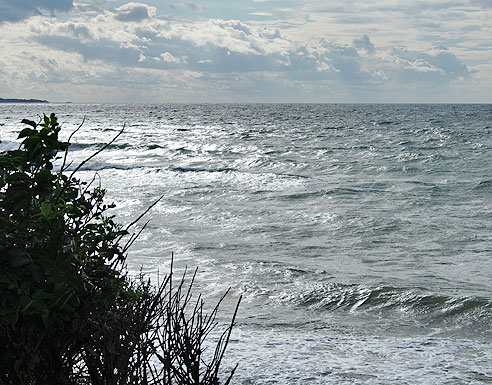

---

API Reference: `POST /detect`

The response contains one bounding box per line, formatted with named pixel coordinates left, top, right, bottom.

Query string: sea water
left=1, top=103, right=492, bottom=384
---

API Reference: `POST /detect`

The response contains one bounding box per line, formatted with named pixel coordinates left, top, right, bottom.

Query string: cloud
left=113, top=2, right=156, bottom=22
left=31, top=15, right=294, bottom=72
left=28, top=8, right=473, bottom=87
left=389, top=47, right=473, bottom=81
left=0, top=0, right=73, bottom=23
left=0, top=0, right=486, bottom=102
left=58, top=22, right=94, bottom=40
left=353, top=35, right=375, bottom=54
left=160, top=52, right=187, bottom=64
left=186, top=3, right=200, bottom=11
left=304, top=0, right=490, bottom=15
left=468, top=0, right=492, bottom=8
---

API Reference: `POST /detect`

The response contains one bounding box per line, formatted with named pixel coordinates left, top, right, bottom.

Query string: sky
left=0, top=0, right=491, bottom=103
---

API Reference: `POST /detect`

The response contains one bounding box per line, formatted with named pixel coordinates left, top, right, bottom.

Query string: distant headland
left=0, top=98, right=49, bottom=103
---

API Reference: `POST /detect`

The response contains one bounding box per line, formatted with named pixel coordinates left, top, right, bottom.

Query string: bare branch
left=61, top=116, right=86, bottom=172
left=54, top=124, right=125, bottom=203
left=117, top=194, right=164, bottom=245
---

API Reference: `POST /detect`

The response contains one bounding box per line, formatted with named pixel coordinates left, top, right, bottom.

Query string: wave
left=69, top=142, right=132, bottom=150
left=377, top=120, right=396, bottom=126
left=147, top=144, right=166, bottom=150
left=229, top=260, right=492, bottom=330
left=70, top=161, right=152, bottom=171
left=287, top=281, right=492, bottom=322
left=278, top=186, right=386, bottom=200
left=170, top=166, right=237, bottom=173
left=474, top=180, right=492, bottom=190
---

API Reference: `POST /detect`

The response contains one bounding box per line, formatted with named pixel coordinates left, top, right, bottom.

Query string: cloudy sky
left=0, top=0, right=491, bottom=103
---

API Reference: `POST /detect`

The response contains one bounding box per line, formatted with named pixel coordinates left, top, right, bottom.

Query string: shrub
left=0, top=114, right=239, bottom=385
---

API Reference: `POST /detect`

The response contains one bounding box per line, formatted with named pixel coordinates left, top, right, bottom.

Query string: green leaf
left=18, top=128, right=35, bottom=139
left=35, top=168, right=53, bottom=188
left=22, top=133, right=42, bottom=150
left=21, top=119, right=37, bottom=128
left=6, top=171, right=30, bottom=183
left=40, top=201, right=55, bottom=218
left=43, top=135, right=59, bottom=150
left=12, top=252, right=32, bottom=267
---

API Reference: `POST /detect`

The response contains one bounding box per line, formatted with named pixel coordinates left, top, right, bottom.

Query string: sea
left=1, top=103, right=492, bottom=384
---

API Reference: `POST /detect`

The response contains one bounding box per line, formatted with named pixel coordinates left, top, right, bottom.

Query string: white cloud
left=160, top=52, right=187, bottom=63
left=113, top=2, right=156, bottom=22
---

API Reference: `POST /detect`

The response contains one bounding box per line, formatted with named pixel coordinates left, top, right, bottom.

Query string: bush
left=0, top=114, right=239, bottom=385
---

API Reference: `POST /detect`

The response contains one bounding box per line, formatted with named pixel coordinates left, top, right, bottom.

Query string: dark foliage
left=0, top=114, right=239, bottom=385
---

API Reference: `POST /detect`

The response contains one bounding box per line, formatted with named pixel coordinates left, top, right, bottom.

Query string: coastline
left=0, top=98, right=49, bottom=103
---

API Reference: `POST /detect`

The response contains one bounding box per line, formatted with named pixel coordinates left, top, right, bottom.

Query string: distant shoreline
left=0, top=98, right=49, bottom=103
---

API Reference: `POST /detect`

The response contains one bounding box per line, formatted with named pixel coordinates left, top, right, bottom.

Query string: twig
left=54, top=124, right=125, bottom=203
left=117, top=194, right=164, bottom=244
left=61, top=116, right=86, bottom=172
left=123, top=219, right=151, bottom=253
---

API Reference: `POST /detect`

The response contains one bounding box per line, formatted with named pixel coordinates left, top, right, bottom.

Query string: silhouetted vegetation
left=0, top=114, right=239, bottom=385
left=0, top=98, right=48, bottom=103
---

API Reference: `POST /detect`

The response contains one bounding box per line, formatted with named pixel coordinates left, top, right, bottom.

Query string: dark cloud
left=391, top=47, right=472, bottom=80
left=60, top=22, right=94, bottom=40
left=325, top=44, right=373, bottom=83
left=334, top=16, right=375, bottom=24
left=0, top=0, right=72, bottom=23
left=36, top=35, right=142, bottom=67
left=35, top=30, right=290, bottom=74
left=470, top=0, right=492, bottom=7
left=353, top=35, right=375, bottom=54
left=419, top=22, right=442, bottom=29
left=460, top=25, right=482, bottom=31
left=186, top=3, right=199, bottom=11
